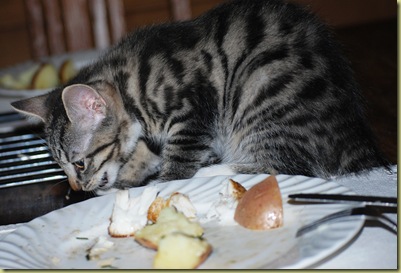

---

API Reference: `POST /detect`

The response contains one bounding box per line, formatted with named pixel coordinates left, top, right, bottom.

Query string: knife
left=288, top=193, right=397, bottom=208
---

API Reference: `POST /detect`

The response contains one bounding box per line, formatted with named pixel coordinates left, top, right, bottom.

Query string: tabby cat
left=12, top=0, right=388, bottom=194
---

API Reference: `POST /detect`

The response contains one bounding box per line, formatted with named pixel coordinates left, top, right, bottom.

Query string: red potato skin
left=135, top=237, right=158, bottom=250
left=234, top=176, right=283, bottom=230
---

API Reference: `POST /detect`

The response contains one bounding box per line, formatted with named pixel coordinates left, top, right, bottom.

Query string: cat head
left=11, top=83, right=143, bottom=193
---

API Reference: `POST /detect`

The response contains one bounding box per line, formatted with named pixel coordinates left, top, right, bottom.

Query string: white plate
left=0, top=174, right=364, bottom=269
left=0, top=50, right=103, bottom=98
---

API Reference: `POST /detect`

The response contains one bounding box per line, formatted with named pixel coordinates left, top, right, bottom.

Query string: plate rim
left=0, top=174, right=365, bottom=269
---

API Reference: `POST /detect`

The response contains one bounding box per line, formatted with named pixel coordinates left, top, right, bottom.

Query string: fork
left=296, top=205, right=398, bottom=237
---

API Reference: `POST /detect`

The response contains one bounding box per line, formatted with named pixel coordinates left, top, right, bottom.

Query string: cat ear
left=11, top=93, right=50, bottom=122
left=62, top=84, right=107, bottom=127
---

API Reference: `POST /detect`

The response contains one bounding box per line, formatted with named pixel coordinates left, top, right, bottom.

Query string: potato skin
left=228, top=179, right=247, bottom=200
left=147, top=196, right=166, bottom=223
left=234, top=176, right=283, bottom=230
left=135, top=237, right=158, bottom=250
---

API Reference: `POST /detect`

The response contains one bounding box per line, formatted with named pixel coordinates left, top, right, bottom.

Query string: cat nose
left=68, top=178, right=82, bottom=191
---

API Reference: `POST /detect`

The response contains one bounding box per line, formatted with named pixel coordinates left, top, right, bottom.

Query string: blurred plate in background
left=0, top=49, right=103, bottom=99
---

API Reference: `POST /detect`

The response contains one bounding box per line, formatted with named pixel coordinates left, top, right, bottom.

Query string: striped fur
left=12, top=0, right=388, bottom=193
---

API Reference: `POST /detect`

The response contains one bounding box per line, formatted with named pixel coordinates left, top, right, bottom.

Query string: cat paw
left=193, top=164, right=236, bottom=178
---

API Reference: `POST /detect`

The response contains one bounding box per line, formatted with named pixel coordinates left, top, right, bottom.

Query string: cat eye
left=73, top=160, right=85, bottom=171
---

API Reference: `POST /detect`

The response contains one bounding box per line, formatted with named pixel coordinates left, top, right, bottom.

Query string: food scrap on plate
left=0, top=59, right=77, bottom=90
left=100, top=176, right=283, bottom=269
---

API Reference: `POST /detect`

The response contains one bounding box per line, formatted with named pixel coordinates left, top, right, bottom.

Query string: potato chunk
left=234, top=175, right=283, bottom=230
left=135, top=207, right=203, bottom=249
left=153, top=233, right=212, bottom=269
left=59, top=59, right=77, bottom=84
left=31, top=63, right=60, bottom=89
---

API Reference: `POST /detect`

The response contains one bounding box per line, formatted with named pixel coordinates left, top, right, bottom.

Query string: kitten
left=12, top=0, right=388, bottom=194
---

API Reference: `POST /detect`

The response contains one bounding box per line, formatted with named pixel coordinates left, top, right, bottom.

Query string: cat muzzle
left=68, top=178, right=82, bottom=191
left=99, top=172, right=109, bottom=188
left=77, top=172, right=109, bottom=192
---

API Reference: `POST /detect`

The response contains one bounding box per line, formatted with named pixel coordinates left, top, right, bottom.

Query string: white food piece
left=97, top=257, right=116, bottom=268
left=87, top=236, right=114, bottom=260
left=203, top=179, right=246, bottom=225
left=147, top=192, right=198, bottom=223
left=108, top=186, right=159, bottom=237
left=166, top=192, right=197, bottom=220
left=51, top=256, right=60, bottom=266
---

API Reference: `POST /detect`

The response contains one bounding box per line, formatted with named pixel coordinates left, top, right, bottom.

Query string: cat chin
left=95, top=187, right=119, bottom=196
left=193, top=164, right=237, bottom=178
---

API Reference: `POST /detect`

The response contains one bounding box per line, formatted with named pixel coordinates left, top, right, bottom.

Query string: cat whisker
left=88, top=189, right=99, bottom=197
left=34, top=133, right=46, bottom=143
left=43, top=178, right=69, bottom=193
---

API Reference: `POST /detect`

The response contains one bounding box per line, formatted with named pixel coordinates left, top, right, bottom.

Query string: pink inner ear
left=83, top=93, right=106, bottom=114
left=62, top=84, right=107, bottom=126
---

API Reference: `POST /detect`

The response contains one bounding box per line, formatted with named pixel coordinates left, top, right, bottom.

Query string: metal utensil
left=295, top=205, right=397, bottom=237
left=288, top=193, right=397, bottom=208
